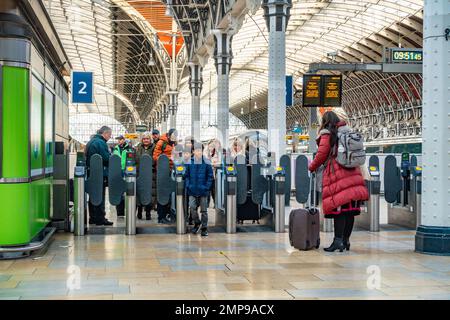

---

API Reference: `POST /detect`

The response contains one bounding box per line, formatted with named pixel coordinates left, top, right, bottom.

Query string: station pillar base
left=415, top=225, right=450, bottom=256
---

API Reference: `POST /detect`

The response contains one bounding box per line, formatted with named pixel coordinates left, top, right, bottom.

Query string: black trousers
left=88, top=181, right=106, bottom=222
left=116, top=197, right=125, bottom=216
left=333, top=214, right=355, bottom=240
left=137, top=204, right=152, bottom=215
left=157, top=203, right=171, bottom=221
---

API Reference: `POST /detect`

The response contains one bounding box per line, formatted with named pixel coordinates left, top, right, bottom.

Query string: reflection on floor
left=1, top=224, right=450, bottom=300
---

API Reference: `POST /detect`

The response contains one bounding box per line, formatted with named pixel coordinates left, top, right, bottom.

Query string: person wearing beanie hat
left=135, top=131, right=156, bottom=220
left=113, top=134, right=133, bottom=218
left=185, top=142, right=214, bottom=237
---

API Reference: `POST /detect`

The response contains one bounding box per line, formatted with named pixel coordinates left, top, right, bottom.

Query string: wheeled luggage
left=289, top=173, right=320, bottom=250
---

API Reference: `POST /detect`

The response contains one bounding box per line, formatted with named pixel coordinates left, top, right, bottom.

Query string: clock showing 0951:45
left=391, top=49, right=422, bottom=63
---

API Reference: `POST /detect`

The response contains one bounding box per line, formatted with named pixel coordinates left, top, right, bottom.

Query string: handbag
left=360, top=163, right=371, bottom=181
left=315, top=148, right=333, bottom=193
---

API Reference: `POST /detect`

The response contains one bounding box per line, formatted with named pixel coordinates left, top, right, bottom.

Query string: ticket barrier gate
left=73, top=152, right=186, bottom=235
left=215, top=154, right=289, bottom=233
left=73, top=153, right=104, bottom=236
left=384, top=154, right=421, bottom=229
left=215, top=165, right=238, bottom=233
left=356, top=156, right=381, bottom=232
left=73, top=154, right=86, bottom=236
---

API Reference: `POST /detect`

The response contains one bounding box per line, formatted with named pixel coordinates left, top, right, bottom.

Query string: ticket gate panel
left=157, top=155, right=175, bottom=206
left=280, top=155, right=291, bottom=206
left=234, top=155, right=248, bottom=205
left=251, top=164, right=268, bottom=205
left=108, top=155, right=127, bottom=206
left=136, top=155, right=153, bottom=206
left=295, top=155, right=310, bottom=204
left=85, top=154, right=104, bottom=207
left=384, top=155, right=402, bottom=204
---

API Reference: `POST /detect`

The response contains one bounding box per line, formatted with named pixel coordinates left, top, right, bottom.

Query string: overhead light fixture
left=139, top=84, right=144, bottom=93
left=154, top=34, right=160, bottom=50
left=136, top=95, right=140, bottom=102
left=165, top=6, right=173, bottom=17
left=148, top=53, right=156, bottom=66
left=254, top=101, right=258, bottom=109
left=240, top=108, right=244, bottom=115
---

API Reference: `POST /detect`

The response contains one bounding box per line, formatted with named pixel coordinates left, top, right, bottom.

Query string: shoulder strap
left=161, top=141, right=167, bottom=152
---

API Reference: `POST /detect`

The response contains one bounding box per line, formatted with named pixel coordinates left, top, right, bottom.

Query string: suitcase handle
left=288, top=215, right=294, bottom=246
left=307, top=172, right=316, bottom=209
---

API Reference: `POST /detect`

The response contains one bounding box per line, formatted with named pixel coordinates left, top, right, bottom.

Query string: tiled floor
left=1, top=221, right=450, bottom=300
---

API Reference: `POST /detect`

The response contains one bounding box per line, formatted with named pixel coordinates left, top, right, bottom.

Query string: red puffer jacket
left=308, top=123, right=369, bottom=215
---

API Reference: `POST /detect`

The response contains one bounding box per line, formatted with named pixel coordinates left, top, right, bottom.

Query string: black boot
left=137, top=207, right=143, bottom=220
left=343, top=237, right=350, bottom=251
left=146, top=211, right=151, bottom=220
left=191, top=224, right=201, bottom=234
left=324, top=237, right=345, bottom=252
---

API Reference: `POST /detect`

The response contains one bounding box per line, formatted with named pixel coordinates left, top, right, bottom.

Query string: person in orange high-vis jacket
left=152, top=128, right=178, bottom=223
left=153, top=128, right=177, bottom=168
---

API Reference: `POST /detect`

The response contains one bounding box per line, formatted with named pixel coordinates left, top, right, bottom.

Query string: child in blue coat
left=185, top=143, right=214, bottom=236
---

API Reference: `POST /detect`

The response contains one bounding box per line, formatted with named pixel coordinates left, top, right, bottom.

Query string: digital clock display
left=391, top=49, right=422, bottom=63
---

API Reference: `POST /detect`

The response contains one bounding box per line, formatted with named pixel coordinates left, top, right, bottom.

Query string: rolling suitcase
left=289, top=173, right=320, bottom=250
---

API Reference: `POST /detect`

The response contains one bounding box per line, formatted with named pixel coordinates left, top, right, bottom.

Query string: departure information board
left=322, top=75, right=342, bottom=107
left=302, top=74, right=342, bottom=107
left=302, top=74, right=322, bottom=107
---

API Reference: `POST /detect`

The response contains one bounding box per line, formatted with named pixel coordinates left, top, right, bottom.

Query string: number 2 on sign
left=79, top=81, right=87, bottom=94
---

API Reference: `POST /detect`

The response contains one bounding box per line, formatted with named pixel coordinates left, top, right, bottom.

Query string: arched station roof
left=43, top=0, right=174, bottom=129
left=172, top=0, right=423, bottom=142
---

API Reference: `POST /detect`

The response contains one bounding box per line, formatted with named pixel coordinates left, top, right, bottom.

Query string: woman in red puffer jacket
left=309, top=111, right=369, bottom=252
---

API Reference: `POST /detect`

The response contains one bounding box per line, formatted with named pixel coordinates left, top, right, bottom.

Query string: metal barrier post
left=175, top=165, right=186, bottom=234
left=74, top=160, right=86, bottom=236
left=225, top=166, right=237, bottom=234
left=125, top=153, right=137, bottom=235
left=411, top=166, right=422, bottom=228
left=367, top=166, right=381, bottom=232
left=274, top=166, right=286, bottom=233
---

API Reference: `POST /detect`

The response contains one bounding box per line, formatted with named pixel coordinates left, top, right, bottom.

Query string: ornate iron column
left=161, top=103, right=168, bottom=133
left=168, top=92, right=177, bottom=129
left=213, top=29, right=233, bottom=150
left=189, top=62, right=203, bottom=141
left=262, top=0, right=291, bottom=161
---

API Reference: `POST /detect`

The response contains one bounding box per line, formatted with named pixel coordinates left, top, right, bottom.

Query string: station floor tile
left=1, top=228, right=450, bottom=300
left=287, top=288, right=387, bottom=299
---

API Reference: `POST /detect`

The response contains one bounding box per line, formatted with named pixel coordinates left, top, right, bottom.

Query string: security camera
left=327, top=51, right=338, bottom=57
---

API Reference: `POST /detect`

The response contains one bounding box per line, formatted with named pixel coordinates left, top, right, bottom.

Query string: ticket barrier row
left=384, top=153, right=422, bottom=229
left=214, top=154, right=290, bottom=233
left=73, top=152, right=289, bottom=235
left=73, top=152, right=186, bottom=236
left=356, top=153, right=422, bottom=231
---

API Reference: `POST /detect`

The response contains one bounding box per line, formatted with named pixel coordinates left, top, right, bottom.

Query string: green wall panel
left=30, top=76, right=44, bottom=177
left=0, top=184, right=30, bottom=246
left=2, top=66, right=29, bottom=178
left=29, top=179, right=51, bottom=239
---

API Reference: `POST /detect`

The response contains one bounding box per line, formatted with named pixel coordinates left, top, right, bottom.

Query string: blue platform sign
left=72, top=71, right=93, bottom=104
left=286, top=75, right=293, bottom=107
